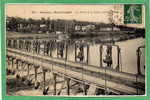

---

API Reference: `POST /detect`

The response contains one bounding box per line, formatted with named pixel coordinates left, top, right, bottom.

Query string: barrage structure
left=6, top=39, right=145, bottom=96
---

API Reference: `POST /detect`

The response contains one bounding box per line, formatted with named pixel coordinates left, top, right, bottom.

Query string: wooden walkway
left=7, top=48, right=145, bottom=95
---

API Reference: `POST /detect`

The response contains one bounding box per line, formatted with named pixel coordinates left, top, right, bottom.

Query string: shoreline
left=6, top=31, right=145, bottom=43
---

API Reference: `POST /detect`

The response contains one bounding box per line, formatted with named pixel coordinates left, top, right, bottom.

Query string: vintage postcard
left=0, top=0, right=150, bottom=100
left=5, top=4, right=145, bottom=96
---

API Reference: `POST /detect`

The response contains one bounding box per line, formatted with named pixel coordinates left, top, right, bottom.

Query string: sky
left=6, top=4, right=145, bottom=28
left=6, top=4, right=116, bottom=23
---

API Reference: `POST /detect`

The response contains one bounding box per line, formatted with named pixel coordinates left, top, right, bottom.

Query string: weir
left=6, top=39, right=145, bottom=95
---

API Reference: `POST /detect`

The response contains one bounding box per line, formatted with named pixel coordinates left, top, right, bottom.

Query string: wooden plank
left=7, top=48, right=145, bottom=94
left=7, top=48, right=145, bottom=83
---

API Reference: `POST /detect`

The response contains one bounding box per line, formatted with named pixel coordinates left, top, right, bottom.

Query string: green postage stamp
left=124, top=4, right=142, bottom=24
left=0, top=0, right=150, bottom=100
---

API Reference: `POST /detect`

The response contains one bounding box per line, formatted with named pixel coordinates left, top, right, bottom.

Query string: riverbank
left=70, top=31, right=145, bottom=42
left=6, top=31, right=57, bottom=40
left=7, top=31, right=145, bottom=43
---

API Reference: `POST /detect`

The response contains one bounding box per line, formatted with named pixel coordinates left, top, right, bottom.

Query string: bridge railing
left=6, top=39, right=145, bottom=76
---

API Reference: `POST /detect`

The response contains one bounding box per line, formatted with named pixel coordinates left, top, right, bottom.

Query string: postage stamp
left=124, top=4, right=142, bottom=24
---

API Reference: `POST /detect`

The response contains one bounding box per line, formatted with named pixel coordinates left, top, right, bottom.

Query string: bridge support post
left=83, top=84, right=87, bottom=95
left=53, top=73, right=57, bottom=95
left=34, top=66, right=40, bottom=89
left=87, top=45, right=89, bottom=64
left=27, top=63, right=30, bottom=79
left=116, top=47, right=120, bottom=71
left=75, top=44, right=77, bottom=62
left=99, top=45, right=103, bottom=67
left=16, top=59, right=20, bottom=79
left=137, top=48, right=142, bottom=75
left=43, top=68, right=49, bottom=95
left=16, top=59, right=19, bottom=70
left=11, top=57, right=15, bottom=74
left=6, top=56, right=12, bottom=75
left=66, top=78, right=70, bottom=95
left=26, top=63, right=33, bottom=86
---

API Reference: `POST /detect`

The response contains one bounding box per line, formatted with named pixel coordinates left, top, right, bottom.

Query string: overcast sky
left=6, top=4, right=145, bottom=28
left=6, top=4, right=116, bottom=23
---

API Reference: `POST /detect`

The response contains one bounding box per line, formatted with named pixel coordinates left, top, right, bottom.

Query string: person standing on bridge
left=103, top=45, right=113, bottom=67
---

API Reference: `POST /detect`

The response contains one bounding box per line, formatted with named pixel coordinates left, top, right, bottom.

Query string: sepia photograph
left=6, top=4, right=145, bottom=96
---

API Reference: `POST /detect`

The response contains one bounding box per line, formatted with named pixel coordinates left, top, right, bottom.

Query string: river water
left=115, top=37, right=145, bottom=74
